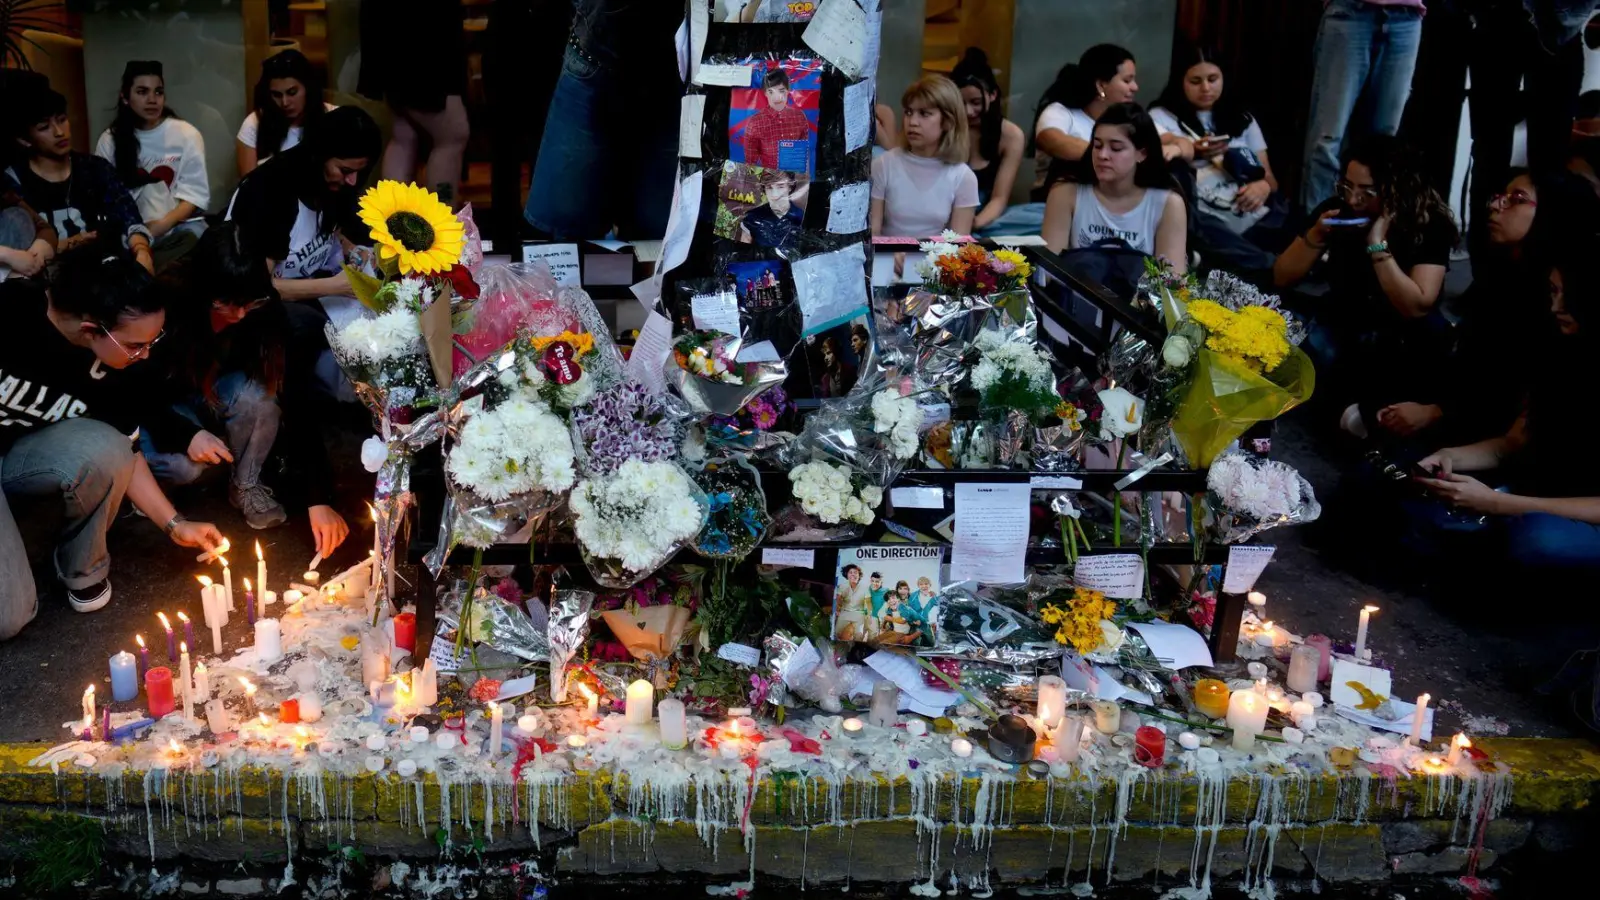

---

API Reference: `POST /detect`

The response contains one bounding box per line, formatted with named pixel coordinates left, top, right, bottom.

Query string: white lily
left=1096, top=386, right=1145, bottom=440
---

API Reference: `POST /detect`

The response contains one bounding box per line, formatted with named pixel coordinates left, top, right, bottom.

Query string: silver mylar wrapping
left=986, top=409, right=1032, bottom=469
left=664, top=335, right=789, bottom=417
left=873, top=287, right=1035, bottom=387
left=1211, top=469, right=1323, bottom=544
left=782, top=371, right=925, bottom=488
left=920, top=583, right=1065, bottom=667
left=546, top=589, right=595, bottom=702
left=1032, top=422, right=1088, bottom=472
left=762, top=632, right=800, bottom=708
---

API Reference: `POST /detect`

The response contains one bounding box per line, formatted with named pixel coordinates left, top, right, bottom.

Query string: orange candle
left=1194, top=679, right=1231, bottom=719
left=280, top=698, right=301, bottom=724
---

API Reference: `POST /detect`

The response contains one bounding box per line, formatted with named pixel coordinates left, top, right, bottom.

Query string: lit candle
left=133, top=634, right=149, bottom=677
left=1255, top=621, right=1282, bottom=648
left=297, top=692, right=322, bottom=722
left=1226, top=690, right=1268, bottom=751
left=165, top=739, right=186, bottom=765
left=1408, top=693, right=1430, bottom=746
left=157, top=611, right=176, bottom=660
left=1353, top=604, right=1378, bottom=660
left=1054, top=715, right=1086, bottom=763
left=624, top=679, right=654, bottom=727
left=1287, top=645, right=1320, bottom=693
left=109, top=650, right=138, bottom=702
left=566, top=735, right=587, bottom=750
left=238, top=677, right=257, bottom=715
left=841, top=717, right=864, bottom=738
left=950, top=737, right=973, bottom=758
left=658, top=698, right=687, bottom=749
left=868, top=680, right=899, bottom=728
left=1036, top=675, right=1067, bottom=729
left=1290, top=700, right=1316, bottom=731
left=244, top=578, right=256, bottom=625
left=1194, top=679, right=1231, bottom=719
left=1446, top=733, right=1471, bottom=767
left=81, top=685, right=96, bottom=733
left=282, top=589, right=304, bottom=612
left=361, top=628, right=390, bottom=685
left=256, top=541, right=267, bottom=603
left=220, top=557, right=235, bottom=612
left=255, top=618, right=281, bottom=664
left=1090, top=699, right=1120, bottom=735
left=145, top=667, right=175, bottom=718
left=1420, top=754, right=1448, bottom=774
left=414, top=660, right=438, bottom=708
left=577, top=683, right=598, bottom=719
left=192, top=662, right=210, bottom=705
left=303, top=570, right=321, bottom=587
left=489, top=701, right=504, bottom=756
left=295, top=725, right=312, bottom=752
left=177, top=611, right=194, bottom=652
left=516, top=714, right=540, bottom=737
left=178, top=642, right=192, bottom=721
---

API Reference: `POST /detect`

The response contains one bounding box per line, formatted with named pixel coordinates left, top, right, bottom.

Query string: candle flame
left=295, top=725, right=309, bottom=739
left=180, top=641, right=187, bottom=654
left=218, top=557, right=229, bottom=568
left=135, top=635, right=146, bottom=650
left=256, top=540, right=264, bottom=561
left=1457, top=734, right=1472, bottom=748
left=368, top=502, right=377, bottom=522
left=258, top=713, right=270, bottom=727
left=243, top=578, right=252, bottom=591
left=86, top=684, right=95, bottom=695
left=238, top=677, right=256, bottom=695
left=158, top=611, right=173, bottom=629
left=1424, top=755, right=1446, bottom=768
left=729, top=719, right=742, bottom=736
left=168, top=739, right=182, bottom=754
left=195, top=576, right=212, bottom=587
left=487, top=700, right=499, bottom=713
left=1418, top=693, right=1431, bottom=704
left=177, top=611, right=189, bottom=624
left=576, top=683, right=596, bottom=702
left=1362, top=604, right=1379, bottom=613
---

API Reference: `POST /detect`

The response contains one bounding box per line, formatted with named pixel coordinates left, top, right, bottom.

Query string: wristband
left=1365, top=240, right=1389, bottom=255
left=163, top=513, right=185, bottom=536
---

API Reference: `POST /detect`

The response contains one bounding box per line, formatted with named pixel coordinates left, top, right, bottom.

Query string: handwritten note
left=950, top=482, right=1030, bottom=585
left=658, top=169, right=702, bottom=278
left=761, top=547, right=815, bottom=568
left=1222, top=545, right=1276, bottom=594
left=736, top=339, right=781, bottom=363
left=626, top=310, right=674, bottom=395
left=522, top=243, right=581, bottom=287
left=697, top=64, right=756, bottom=87
left=688, top=0, right=708, bottom=84
left=843, top=80, right=873, bottom=153
left=691, top=290, right=741, bottom=336
left=826, top=181, right=871, bottom=234
left=890, top=486, right=945, bottom=509
left=716, top=643, right=763, bottom=667
left=793, top=242, right=868, bottom=336
left=1073, top=554, right=1144, bottom=599
left=428, top=640, right=466, bottom=674
left=679, top=94, right=706, bottom=159
left=802, top=0, right=869, bottom=79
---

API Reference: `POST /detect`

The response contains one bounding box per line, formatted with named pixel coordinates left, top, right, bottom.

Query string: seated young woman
left=1030, top=44, right=1184, bottom=202
left=1151, top=43, right=1289, bottom=272
left=94, top=61, right=209, bottom=270
left=1412, top=239, right=1600, bottom=574
left=870, top=74, right=979, bottom=239
left=237, top=49, right=336, bottom=177
left=144, top=223, right=349, bottom=556
left=1273, top=134, right=1457, bottom=415
left=950, top=48, right=1027, bottom=234
left=1040, top=102, right=1187, bottom=271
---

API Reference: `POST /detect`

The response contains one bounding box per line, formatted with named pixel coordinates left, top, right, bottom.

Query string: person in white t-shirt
left=1150, top=43, right=1289, bottom=271
left=1041, top=103, right=1187, bottom=270
left=236, top=50, right=336, bottom=177
left=870, top=75, right=980, bottom=248
left=95, top=61, right=209, bottom=269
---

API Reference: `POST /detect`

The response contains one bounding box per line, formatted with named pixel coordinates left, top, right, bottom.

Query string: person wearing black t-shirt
left=1274, top=134, right=1458, bottom=425
left=3, top=82, right=154, bottom=274
left=0, top=245, right=224, bottom=641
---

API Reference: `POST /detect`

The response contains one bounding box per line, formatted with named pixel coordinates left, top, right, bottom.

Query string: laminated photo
left=832, top=545, right=944, bottom=647
left=714, top=161, right=811, bottom=250
left=787, top=313, right=870, bottom=400
left=729, top=58, right=822, bottom=176
left=713, top=0, right=819, bottom=24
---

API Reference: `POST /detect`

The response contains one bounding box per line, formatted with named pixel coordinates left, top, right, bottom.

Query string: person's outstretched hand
left=308, top=505, right=349, bottom=559
left=170, top=520, right=226, bottom=551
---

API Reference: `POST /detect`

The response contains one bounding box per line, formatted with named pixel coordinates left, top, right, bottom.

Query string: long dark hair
left=49, top=241, right=163, bottom=325
left=252, top=49, right=326, bottom=160
left=1344, top=134, right=1458, bottom=255
left=952, top=47, right=1002, bottom=164
left=160, top=222, right=286, bottom=400
left=110, top=60, right=177, bottom=187
left=1154, top=42, right=1254, bottom=140
left=1059, top=102, right=1170, bottom=190
left=1031, top=44, right=1133, bottom=148
left=275, top=105, right=381, bottom=235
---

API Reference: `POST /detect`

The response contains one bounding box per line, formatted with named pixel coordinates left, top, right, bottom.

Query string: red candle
left=1305, top=634, right=1334, bottom=682
left=280, top=698, right=301, bottom=724
left=1133, top=726, right=1165, bottom=768
left=145, top=667, right=176, bottom=718
left=393, top=612, right=416, bottom=653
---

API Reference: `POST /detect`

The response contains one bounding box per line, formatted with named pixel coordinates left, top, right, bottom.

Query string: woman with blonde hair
left=870, top=74, right=979, bottom=240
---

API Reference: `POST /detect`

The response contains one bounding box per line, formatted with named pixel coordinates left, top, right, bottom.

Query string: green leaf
left=346, top=265, right=386, bottom=312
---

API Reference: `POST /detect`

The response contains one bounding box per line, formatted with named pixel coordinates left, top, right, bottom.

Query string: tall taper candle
left=135, top=635, right=149, bottom=677
left=1353, top=604, right=1378, bottom=660
left=256, top=541, right=267, bottom=604
left=179, top=642, right=193, bottom=721
left=158, top=612, right=176, bottom=660
left=244, top=578, right=256, bottom=625
left=488, top=701, right=504, bottom=756
left=177, top=611, right=194, bottom=652
left=1408, top=693, right=1430, bottom=746
left=221, top=557, right=235, bottom=612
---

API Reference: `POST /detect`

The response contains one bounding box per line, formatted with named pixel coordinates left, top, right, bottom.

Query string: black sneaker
left=68, top=580, right=113, bottom=613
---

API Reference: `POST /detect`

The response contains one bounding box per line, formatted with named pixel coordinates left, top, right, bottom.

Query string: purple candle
left=101, top=705, right=111, bottom=742
left=245, top=585, right=257, bottom=626
left=178, top=612, right=195, bottom=653
left=136, top=635, right=149, bottom=677
left=158, top=612, right=176, bottom=660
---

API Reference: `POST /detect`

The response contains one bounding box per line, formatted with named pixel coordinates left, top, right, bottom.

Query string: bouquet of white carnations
left=1206, top=452, right=1321, bottom=543
left=569, top=458, right=708, bottom=588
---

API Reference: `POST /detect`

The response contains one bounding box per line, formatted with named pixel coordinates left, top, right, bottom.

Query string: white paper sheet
left=826, top=181, right=871, bottom=234
left=761, top=547, right=815, bottom=568
left=679, top=94, right=706, bottom=159
left=688, top=0, right=708, bottom=84
left=697, top=64, right=756, bottom=87
left=1222, top=545, right=1276, bottom=594
left=675, top=17, right=689, bottom=82
left=691, top=290, right=741, bottom=336
left=522, top=243, right=581, bottom=287
left=802, top=0, right=869, bottom=79
left=1335, top=698, right=1434, bottom=743
left=1073, top=554, right=1144, bottom=599
left=1029, top=474, right=1084, bottom=490
left=792, top=242, right=868, bottom=336
left=626, top=310, right=674, bottom=395
left=843, top=80, right=873, bottom=153
left=1126, top=620, right=1213, bottom=670
left=495, top=674, right=539, bottom=702
left=716, top=642, right=763, bottom=667
left=631, top=240, right=664, bottom=263
left=865, top=650, right=960, bottom=715
left=658, top=169, right=701, bottom=278
left=735, top=339, right=781, bottom=363
left=1061, top=653, right=1153, bottom=705
left=950, top=482, right=1030, bottom=585
left=863, top=0, right=882, bottom=76
left=1329, top=659, right=1392, bottom=711
left=890, top=486, right=944, bottom=509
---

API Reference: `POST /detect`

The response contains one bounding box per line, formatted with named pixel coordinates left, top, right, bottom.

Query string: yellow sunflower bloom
left=358, top=181, right=465, bottom=275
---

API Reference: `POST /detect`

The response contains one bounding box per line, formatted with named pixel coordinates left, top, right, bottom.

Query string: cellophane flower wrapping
left=666, top=330, right=788, bottom=417
left=704, top=385, right=796, bottom=457
left=692, top=455, right=771, bottom=560
left=1172, top=347, right=1315, bottom=468
left=546, top=589, right=595, bottom=702
left=1206, top=452, right=1322, bottom=543
left=569, top=458, right=710, bottom=589
left=327, top=286, right=440, bottom=429
left=873, top=285, right=1036, bottom=388
left=783, top=371, right=928, bottom=488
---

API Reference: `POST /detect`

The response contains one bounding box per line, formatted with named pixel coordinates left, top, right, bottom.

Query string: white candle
left=81, top=685, right=95, bottom=732
left=1090, top=699, right=1120, bottom=735
left=192, top=663, right=210, bottom=705
left=577, top=683, right=598, bottom=719
left=255, top=541, right=268, bottom=604
left=1354, top=604, right=1378, bottom=660
left=361, top=628, right=391, bottom=686
left=1035, top=675, right=1067, bottom=729
left=868, top=680, right=899, bottom=728
left=1408, top=693, right=1430, bottom=746
left=254, top=619, right=281, bottom=664
left=624, top=680, right=654, bottom=727
left=516, top=714, right=540, bottom=737
left=297, top=692, right=322, bottom=722
left=950, top=737, right=973, bottom=758
left=282, top=589, right=304, bottom=612
left=415, top=660, right=438, bottom=707
left=1054, top=715, right=1086, bottom=763
left=411, top=725, right=430, bottom=743
left=1290, top=700, right=1316, bottom=731
left=1247, top=591, right=1267, bottom=617
left=367, top=733, right=387, bottom=751
left=205, top=698, right=231, bottom=734
left=365, top=756, right=385, bottom=773
left=566, top=735, right=587, bottom=750
left=1226, top=690, right=1269, bottom=751
left=435, top=731, right=456, bottom=751
left=221, top=558, right=235, bottom=612
left=841, top=717, right=864, bottom=738
left=178, top=643, right=193, bottom=720
left=397, top=759, right=418, bottom=777
left=488, top=701, right=504, bottom=756
left=657, top=698, right=687, bottom=749
left=1287, top=645, right=1320, bottom=693
left=1446, top=733, right=1471, bottom=766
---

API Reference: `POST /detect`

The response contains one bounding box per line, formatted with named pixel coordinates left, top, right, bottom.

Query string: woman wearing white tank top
left=1041, top=102, right=1187, bottom=272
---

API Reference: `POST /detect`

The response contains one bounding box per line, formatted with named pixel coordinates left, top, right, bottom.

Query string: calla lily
left=1097, top=387, right=1145, bottom=440
left=1097, top=620, right=1126, bottom=654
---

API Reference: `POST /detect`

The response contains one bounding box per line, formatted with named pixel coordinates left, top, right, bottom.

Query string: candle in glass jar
left=109, top=650, right=138, bottom=702
left=1194, top=679, right=1231, bottom=719
left=1055, top=715, right=1085, bottom=763
left=1090, top=699, right=1120, bottom=735
left=488, top=701, right=504, bottom=756
left=1446, top=733, right=1471, bottom=766
left=658, top=698, right=687, bottom=749
left=1354, top=604, right=1378, bottom=660
left=841, top=717, right=864, bottom=738
left=868, top=681, right=899, bottom=728
left=625, top=679, right=654, bottom=727
left=1305, top=634, right=1333, bottom=681
left=1408, top=693, right=1430, bottom=745
left=1134, top=725, right=1165, bottom=767
left=1287, top=645, right=1320, bottom=693
left=1226, top=690, right=1268, bottom=751
left=145, top=667, right=175, bottom=718
left=1035, top=675, right=1067, bottom=729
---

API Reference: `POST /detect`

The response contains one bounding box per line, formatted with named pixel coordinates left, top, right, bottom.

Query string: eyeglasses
left=213, top=297, right=272, bottom=312
left=1336, top=180, right=1379, bottom=203
left=1488, top=191, right=1537, bottom=210
left=96, top=325, right=165, bottom=360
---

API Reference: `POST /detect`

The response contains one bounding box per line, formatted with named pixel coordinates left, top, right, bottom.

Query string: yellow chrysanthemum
left=358, top=180, right=465, bottom=275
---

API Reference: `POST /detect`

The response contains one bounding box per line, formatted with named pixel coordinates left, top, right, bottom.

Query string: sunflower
left=358, top=181, right=465, bottom=275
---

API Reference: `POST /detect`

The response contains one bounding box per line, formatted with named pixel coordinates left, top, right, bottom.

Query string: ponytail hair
left=111, top=60, right=174, bottom=187
left=951, top=47, right=1002, bottom=164
left=1033, top=44, right=1133, bottom=128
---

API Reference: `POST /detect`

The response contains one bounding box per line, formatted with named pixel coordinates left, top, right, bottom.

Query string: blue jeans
left=973, top=202, right=1047, bottom=239
left=0, top=205, right=36, bottom=250
left=1, top=419, right=136, bottom=639
left=1504, top=513, right=1600, bottom=572
left=524, top=45, right=679, bottom=240
left=140, top=372, right=280, bottom=491
left=1299, top=0, right=1423, bottom=212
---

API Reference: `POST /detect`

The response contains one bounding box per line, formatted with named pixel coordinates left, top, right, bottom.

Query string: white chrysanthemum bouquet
left=569, top=458, right=708, bottom=588
left=1206, top=452, right=1321, bottom=543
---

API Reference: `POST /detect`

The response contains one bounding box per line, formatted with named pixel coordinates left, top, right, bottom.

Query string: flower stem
left=1112, top=441, right=1127, bottom=548
left=911, top=655, right=997, bottom=720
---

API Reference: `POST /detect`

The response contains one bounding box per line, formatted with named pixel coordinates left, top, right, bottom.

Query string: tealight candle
left=1035, top=675, right=1067, bottom=729
left=951, top=738, right=973, bottom=758
left=1290, top=701, right=1316, bottom=731
left=1247, top=591, right=1267, bottom=617
left=367, top=734, right=387, bottom=751
left=412, top=725, right=430, bottom=743
left=624, top=680, right=654, bottom=727
left=317, top=742, right=339, bottom=758
left=658, top=698, right=687, bottom=750
left=1090, top=700, right=1120, bottom=735
left=905, top=719, right=928, bottom=737
left=1036, top=744, right=1061, bottom=764
left=435, top=731, right=456, bottom=751
left=303, top=570, right=321, bottom=586
left=396, top=759, right=418, bottom=777
left=841, top=717, right=864, bottom=738
left=282, top=589, right=305, bottom=612
left=177, top=611, right=194, bottom=651
left=1446, top=733, right=1472, bottom=767
left=1194, top=679, right=1231, bottom=719
left=1419, top=754, right=1448, bottom=773
left=1226, top=690, right=1268, bottom=751
left=516, top=714, right=539, bottom=737
left=566, top=735, right=588, bottom=750
left=365, top=755, right=385, bottom=773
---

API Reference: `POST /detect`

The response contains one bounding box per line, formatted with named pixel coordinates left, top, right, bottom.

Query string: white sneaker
left=1339, top=403, right=1369, bottom=439
left=68, top=580, right=113, bottom=613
